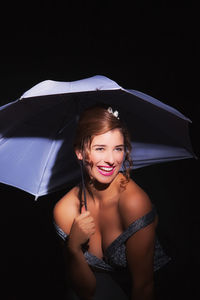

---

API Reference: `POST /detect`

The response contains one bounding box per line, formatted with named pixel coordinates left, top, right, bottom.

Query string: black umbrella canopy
left=0, top=76, right=196, bottom=197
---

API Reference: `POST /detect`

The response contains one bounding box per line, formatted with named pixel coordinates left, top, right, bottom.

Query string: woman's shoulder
left=53, top=186, right=80, bottom=234
left=118, top=175, right=153, bottom=227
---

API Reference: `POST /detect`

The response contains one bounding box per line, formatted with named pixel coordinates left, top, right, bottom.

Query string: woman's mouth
left=97, top=166, right=115, bottom=176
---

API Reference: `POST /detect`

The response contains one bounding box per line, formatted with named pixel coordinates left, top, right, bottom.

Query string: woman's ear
left=75, top=149, right=83, bottom=160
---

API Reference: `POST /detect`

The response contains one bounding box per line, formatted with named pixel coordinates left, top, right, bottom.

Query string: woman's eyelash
left=94, top=147, right=124, bottom=151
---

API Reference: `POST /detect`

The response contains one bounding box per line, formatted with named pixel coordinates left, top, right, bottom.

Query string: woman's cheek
left=117, top=152, right=124, bottom=163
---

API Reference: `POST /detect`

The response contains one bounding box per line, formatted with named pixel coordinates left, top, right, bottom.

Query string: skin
left=54, top=129, right=157, bottom=300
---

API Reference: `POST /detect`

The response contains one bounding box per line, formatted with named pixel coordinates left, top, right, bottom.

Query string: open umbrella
left=0, top=75, right=196, bottom=199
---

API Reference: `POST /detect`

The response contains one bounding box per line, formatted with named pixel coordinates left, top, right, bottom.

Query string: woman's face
left=82, top=129, right=125, bottom=184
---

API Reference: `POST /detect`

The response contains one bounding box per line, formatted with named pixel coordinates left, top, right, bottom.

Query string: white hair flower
left=107, top=107, right=119, bottom=119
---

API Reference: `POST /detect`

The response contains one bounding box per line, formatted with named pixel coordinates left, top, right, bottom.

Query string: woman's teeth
left=98, top=166, right=114, bottom=172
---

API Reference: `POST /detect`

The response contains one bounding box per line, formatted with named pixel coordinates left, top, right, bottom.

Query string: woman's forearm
left=65, top=244, right=96, bottom=300
left=131, top=281, right=155, bottom=300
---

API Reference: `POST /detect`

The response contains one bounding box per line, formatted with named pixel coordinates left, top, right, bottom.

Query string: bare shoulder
left=53, top=186, right=80, bottom=234
left=118, top=176, right=153, bottom=227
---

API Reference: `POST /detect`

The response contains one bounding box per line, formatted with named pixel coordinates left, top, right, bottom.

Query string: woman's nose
left=104, top=151, right=115, bottom=165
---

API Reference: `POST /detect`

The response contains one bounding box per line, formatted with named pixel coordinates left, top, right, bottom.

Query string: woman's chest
left=87, top=199, right=124, bottom=258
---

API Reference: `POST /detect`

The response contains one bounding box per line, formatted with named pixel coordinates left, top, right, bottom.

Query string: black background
left=0, top=2, right=199, bottom=299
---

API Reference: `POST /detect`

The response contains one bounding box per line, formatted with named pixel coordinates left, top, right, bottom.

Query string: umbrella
left=0, top=75, right=196, bottom=199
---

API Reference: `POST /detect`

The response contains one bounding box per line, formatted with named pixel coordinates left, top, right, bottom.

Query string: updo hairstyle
left=74, top=104, right=133, bottom=183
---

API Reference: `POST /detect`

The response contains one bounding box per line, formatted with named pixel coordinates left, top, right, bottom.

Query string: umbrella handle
left=80, top=160, right=87, bottom=211
left=79, top=160, right=90, bottom=251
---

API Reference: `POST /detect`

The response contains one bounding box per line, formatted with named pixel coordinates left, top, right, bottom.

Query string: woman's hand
left=68, top=206, right=95, bottom=252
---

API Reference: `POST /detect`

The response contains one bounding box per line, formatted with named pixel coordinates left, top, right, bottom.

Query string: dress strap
left=105, top=207, right=157, bottom=257
left=54, top=222, right=68, bottom=241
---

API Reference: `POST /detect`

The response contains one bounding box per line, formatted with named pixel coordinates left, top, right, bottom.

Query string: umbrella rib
left=35, top=139, right=58, bottom=199
left=132, top=154, right=196, bottom=168
left=35, top=116, right=77, bottom=198
left=124, top=89, right=192, bottom=122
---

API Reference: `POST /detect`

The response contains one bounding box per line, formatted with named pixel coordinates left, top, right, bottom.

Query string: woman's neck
left=87, top=173, right=121, bottom=202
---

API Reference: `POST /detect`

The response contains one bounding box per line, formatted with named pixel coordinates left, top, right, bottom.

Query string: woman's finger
left=81, top=204, right=87, bottom=214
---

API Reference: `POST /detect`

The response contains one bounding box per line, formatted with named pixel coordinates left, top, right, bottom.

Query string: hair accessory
left=107, top=107, right=119, bottom=119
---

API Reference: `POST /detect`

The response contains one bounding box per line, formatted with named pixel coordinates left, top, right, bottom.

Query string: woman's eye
left=95, top=147, right=104, bottom=151
left=115, top=147, right=123, bottom=152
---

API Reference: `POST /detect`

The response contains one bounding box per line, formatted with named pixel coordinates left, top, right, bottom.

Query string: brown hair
left=74, top=104, right=133, bottom=184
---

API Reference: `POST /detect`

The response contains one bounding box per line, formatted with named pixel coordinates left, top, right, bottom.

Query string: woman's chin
left=91, top=171, right=119, bottom=187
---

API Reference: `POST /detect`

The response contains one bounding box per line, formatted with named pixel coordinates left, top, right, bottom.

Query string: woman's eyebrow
left=92, top=144, right=124, bottom=148
left=92, top=144, right=106, bottom=147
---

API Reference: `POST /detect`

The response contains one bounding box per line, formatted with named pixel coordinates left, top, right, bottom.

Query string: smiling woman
left=77, top=129, right=124, bottom=183
left=53, top=105, right=170, bottom=300
left=73, top=105, right=133, bottom=192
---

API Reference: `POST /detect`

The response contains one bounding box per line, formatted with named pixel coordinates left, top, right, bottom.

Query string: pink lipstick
left=97, top=166, right=115, bottom=176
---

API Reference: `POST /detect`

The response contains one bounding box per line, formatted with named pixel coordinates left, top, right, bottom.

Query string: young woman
left=53, top=105, right=170, bottom=300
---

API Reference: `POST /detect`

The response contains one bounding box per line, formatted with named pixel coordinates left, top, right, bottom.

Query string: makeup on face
left=87, top=129, right=124, bottom=183
left=97, top=165, right=116, bottom=176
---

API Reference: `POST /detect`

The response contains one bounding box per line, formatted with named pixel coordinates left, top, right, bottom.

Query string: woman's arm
left=54, top=196, right=96, bottom=300
left=126, top=220, right=155, bottom=300
left=119, top=182, right=157, bottom=300
left=65, top=235, right=96, bottom=300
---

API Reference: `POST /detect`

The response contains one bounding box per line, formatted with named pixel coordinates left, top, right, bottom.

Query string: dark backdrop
left=1, top=3, right=199, bottom=299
